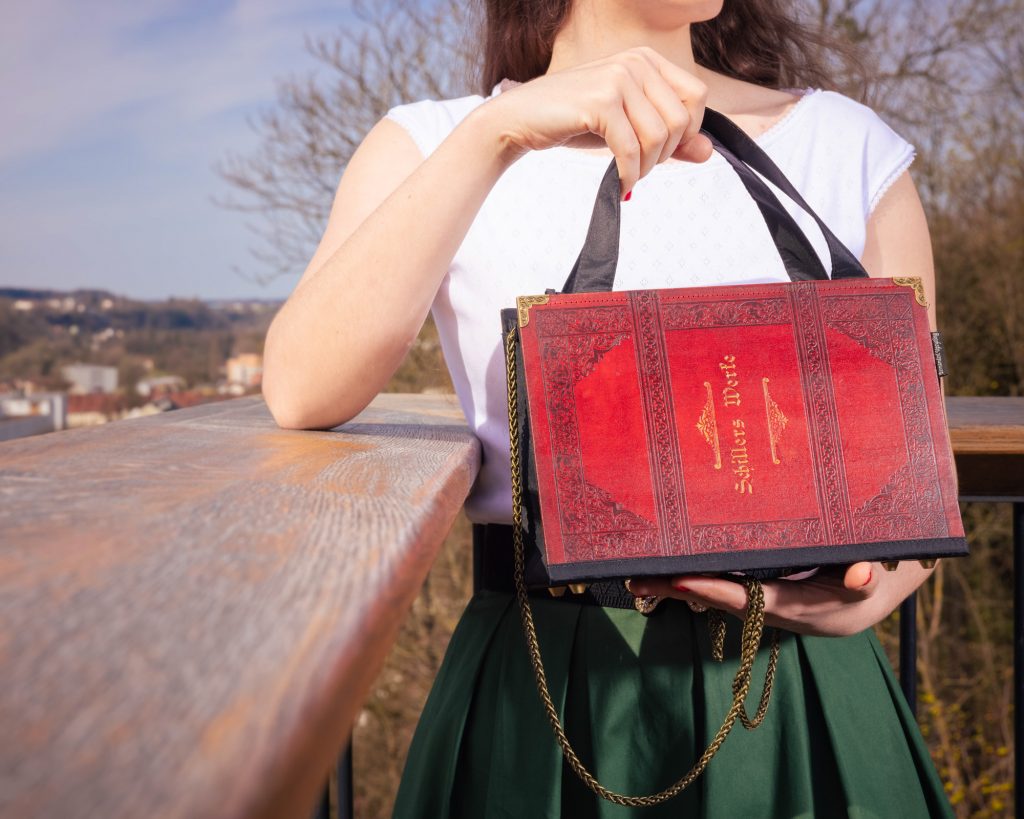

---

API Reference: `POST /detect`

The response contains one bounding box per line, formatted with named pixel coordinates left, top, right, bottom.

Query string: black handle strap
left=701, top=108, right=867, bottom=281
left=561, top=107, right=869, bottom=294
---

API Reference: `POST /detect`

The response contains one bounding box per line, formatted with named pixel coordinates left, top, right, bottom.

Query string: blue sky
left=1, top=0, right=359, bottom=301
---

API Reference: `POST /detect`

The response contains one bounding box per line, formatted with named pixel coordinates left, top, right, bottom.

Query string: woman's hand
left=627, top=560, right=936, bottom=637
left=485, top=46, right=714, bottom=199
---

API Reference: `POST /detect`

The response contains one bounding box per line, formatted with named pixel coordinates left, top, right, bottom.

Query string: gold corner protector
left=517, top=294, right=550, bottom=327
left=893, top=277, right=929, bottom=308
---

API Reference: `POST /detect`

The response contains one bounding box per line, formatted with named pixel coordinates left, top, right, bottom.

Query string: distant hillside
left=0, top=287, right=121, bottom=302
left=0, top=287, right=282, bottom=391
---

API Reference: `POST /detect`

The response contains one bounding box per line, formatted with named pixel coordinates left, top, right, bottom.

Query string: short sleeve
left=385, top=94, right=489, bottom=160
left=813, top=92, right=916, bottom=217
left=384, top=99, right=447, bottom=159
left=786, top=91, right=916, bottom=223
left=864, top=113, right=916, bottom=215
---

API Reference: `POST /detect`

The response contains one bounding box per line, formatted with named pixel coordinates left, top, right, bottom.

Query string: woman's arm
left=262, top=48, right=713, bottom=429
left=261, top=112, right=516, bottom=429
left=629, top=170, right=943, bottom=637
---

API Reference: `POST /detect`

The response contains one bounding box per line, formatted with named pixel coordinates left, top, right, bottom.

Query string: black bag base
left=540, top=535, right=968, bottom=587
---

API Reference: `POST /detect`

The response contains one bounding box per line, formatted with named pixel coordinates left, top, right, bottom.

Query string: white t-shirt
left=386, top=84, right=916, bottom=523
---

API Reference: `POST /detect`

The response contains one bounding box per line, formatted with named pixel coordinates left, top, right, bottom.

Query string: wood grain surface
left=946, top=396, right=1024, bottom=499
left=0, top=393, right=479, bottom=819
left=946, top=396, right=1024, bottom=454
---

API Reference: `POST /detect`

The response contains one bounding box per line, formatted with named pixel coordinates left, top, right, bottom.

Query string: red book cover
left=511, top=278, right=967, bottom=583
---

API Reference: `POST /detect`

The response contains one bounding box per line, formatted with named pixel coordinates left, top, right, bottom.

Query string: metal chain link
left=504, top=328, right=781, bottom=807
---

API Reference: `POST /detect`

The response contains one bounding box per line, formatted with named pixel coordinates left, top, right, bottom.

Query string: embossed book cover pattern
left=518, top=280, right=964, bottom=568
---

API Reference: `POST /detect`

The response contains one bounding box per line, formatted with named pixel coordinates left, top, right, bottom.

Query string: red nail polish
left=862, top=569, right=873, bottom=587
left=673, top=581, right=690, bottom=592
left=624, top=190, right=632, bottom=202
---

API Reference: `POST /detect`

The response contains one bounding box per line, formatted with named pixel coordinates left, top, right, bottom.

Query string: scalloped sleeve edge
left=867, top=143, right=916, bottom=216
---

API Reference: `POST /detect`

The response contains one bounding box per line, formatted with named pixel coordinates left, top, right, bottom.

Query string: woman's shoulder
left=384, top=89, right=496, bottom=158
left=780, top=88, right=916, bottom=215
left=800, top=88, right=906, bottom=138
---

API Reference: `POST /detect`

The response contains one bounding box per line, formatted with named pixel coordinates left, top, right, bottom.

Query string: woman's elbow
left=262, top=374, right=311, bottom=429
left=261, top=370, right=368, bottom=431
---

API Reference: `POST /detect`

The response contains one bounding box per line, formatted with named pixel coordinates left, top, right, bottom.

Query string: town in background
left=0, top=287, right=273, bottom=441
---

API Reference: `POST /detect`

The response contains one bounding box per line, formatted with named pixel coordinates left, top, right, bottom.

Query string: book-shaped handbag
left=501, top=109, right=967, bottom=588
left=498, top=109, right=967, bottom=808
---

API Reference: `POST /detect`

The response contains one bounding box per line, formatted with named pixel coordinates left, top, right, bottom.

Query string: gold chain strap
left=504, top=328, right=781, bottom=807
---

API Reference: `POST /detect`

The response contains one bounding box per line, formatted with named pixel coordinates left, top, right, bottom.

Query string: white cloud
left=1, top=0, right=354, bottom=168
left=0, top=0, right=358, bottom=299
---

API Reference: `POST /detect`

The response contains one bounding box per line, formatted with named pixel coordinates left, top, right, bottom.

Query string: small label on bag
left=931, top=331, right=949, bottom=379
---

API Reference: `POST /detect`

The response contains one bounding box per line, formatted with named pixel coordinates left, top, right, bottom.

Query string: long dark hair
left=480, top=0, right=853, bottom=94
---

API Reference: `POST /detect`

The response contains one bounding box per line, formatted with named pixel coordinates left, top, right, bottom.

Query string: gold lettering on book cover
left=762, top=377, right=788, bottom=464
left=730, top=419, right=753, bottom=495
left=696, top=382, right=722, bottom=470
left=719, top=353, right=741, bottom=407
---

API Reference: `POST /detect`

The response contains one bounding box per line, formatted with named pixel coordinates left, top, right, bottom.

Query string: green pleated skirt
left=393, top=591, right=953, bottom=818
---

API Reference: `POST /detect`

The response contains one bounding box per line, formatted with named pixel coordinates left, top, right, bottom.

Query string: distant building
left=226, top=353, right=263, bottom=389
left=62, top=363, right=118, bottom=394
left=137, top=375, right=186, bottom=397
left=12, top=299, right=34, bottom=311
left=0, top=391, right=67, bottom=441
left=66, top=393, right=129, bottom=427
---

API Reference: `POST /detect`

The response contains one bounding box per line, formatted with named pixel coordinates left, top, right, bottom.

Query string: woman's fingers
left=622, top=46, right=704, bottom=136
left=594, top=49, right=713, bottom=196
left=627, top=564, right=886, bottom=636
left=627, top=64, right=692, bottom=164
left=601, top=104, right=643, bottom=198
left=618, top=79, right=673, bottom=183
left=628, top=575, right=749, bottom=615
left=609, top=64, right=685, bottom=194
left=843, top=562, right=875, bottom=592
left=619, top=49, right=713, bottom=172
left=674, top=133, right=714, bottom=163
left=496, top=46, right=713, bottom=185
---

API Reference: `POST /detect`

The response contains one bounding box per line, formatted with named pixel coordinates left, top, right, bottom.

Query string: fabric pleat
left=392, top=591, right=953, bottom=818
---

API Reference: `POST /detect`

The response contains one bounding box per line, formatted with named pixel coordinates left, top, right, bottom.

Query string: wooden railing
left=0, top=394, right=479, bottom=819
left=0, top=393, right=1020, bottom=818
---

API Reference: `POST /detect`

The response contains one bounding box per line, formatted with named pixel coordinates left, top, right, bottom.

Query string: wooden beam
left=0, top=394, right=479, bottom=819
left=946, top=396, right=1024, bottom=499
left=946, top=396, right=1024, bottom=455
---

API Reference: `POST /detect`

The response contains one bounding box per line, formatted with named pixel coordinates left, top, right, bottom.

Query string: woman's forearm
left=262, top=103, right=518, bottom=429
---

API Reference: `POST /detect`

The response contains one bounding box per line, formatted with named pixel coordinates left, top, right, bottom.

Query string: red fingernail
left=673, top=581, right=690, bottom=592
left=862, top=569, right=873, bottom=587
left=624, top=190, right=632, bottom=202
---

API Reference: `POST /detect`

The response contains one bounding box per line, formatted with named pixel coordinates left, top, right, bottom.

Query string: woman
left=263, top=0, right=952, bottom=815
